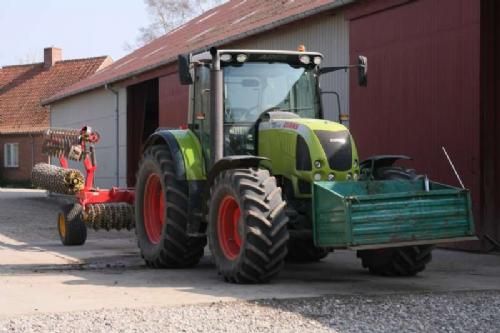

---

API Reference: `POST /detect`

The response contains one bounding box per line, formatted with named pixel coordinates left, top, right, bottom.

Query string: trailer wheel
left=135, top=145, right=206, bottom=268
left=357, top=166, right=433, bottom=276
left=208, top=168, right=289, bottom=283
left=286, top=238, right=331, bottom=262
left=58, top=204, right=87, bottom=246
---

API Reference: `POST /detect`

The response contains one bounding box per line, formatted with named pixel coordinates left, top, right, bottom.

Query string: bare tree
left=18, top=51, right=42, bottom=65
left=125, top=0, right=226, bottom=51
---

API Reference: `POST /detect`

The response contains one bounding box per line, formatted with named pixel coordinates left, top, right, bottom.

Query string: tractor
left=132, top=47, right=475, bottom=283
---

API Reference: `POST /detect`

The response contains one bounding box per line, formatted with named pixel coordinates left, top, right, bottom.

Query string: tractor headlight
left=236, top=54, right=248, bottom=63
left=353, top=172, right=360, bottom=181
left=314, top=173, right=322, bottom=181
left=328, top=173, right=335, bottom=181
left=313, top=56, right=322, bottom=65
left=299, top=55, right=311, bottom=65
left=220, top=54, right=232, bottom=62
left=314, top=160, right=322, bottom=169
left=346, top=173, right=353, bottom=180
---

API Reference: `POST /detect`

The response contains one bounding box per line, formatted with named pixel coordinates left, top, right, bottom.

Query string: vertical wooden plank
left=158, top=73, right=189, bottom=128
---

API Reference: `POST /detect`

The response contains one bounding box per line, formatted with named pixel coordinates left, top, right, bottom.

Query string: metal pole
left=442, top=146, right=465, bottom=189
left=105, top=84, right=120, bottom=187
left=210, top=48, right=223, bottom=166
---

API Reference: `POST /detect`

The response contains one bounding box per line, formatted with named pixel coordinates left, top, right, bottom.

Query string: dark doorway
left=480, top=0, right=500, bottom=250
left=127, top=79, right=159, bottom=186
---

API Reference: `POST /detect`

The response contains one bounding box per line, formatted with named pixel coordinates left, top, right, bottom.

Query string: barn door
left=480, top=0, right=500, bottom=250
left=126, top=79, right=159, bottom=186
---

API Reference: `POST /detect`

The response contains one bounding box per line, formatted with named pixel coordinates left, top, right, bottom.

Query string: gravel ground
left=1, top=291, right=498, bottom=333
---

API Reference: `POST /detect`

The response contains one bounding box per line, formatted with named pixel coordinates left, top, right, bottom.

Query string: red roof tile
left=44, top=0, right=348, bottom=104
left=0, top=57, right=110, bottom=134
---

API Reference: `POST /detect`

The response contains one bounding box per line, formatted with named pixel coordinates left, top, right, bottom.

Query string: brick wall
left=0, top=134, right=48, bottom=183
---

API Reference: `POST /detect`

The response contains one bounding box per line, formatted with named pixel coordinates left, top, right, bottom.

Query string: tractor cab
left=183, top=49, right=325, bottom=161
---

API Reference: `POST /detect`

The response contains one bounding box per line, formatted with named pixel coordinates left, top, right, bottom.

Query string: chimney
left=44, top=47, right=62, bottom=68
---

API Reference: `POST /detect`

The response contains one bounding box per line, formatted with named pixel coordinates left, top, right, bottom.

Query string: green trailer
left=313, top=180, right=474, bottom=249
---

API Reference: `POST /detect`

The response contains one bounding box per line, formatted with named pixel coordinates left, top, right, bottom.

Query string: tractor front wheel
left=58, top=204, right=87, bottom=246
left=208, top=168, right=289, bottom=283
left=357, top=245, right=434, bottom=276
left=357, top=166, right=434, bottom=276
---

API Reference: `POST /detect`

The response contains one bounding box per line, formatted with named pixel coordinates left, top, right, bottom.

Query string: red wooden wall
left=158, top=73, right=189, bottom=128
left=347, top=0, right=482, bottom=248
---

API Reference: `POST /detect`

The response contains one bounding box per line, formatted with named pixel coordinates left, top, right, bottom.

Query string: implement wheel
left=135, top=145, right=206, bottom=268
left=357, top=166, right=434, bottom=276
left=58, top=204, right=87, bottom=246
left=208, top=168, right=289, bottom=283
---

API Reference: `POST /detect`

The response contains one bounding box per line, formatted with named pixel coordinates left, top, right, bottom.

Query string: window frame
left=4, top=143, right=19, bottom=168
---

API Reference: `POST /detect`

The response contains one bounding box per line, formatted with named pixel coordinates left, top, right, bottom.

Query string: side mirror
left=178, top=54, right=193, bottom=85
left=358, top=55, right=367, bottom=87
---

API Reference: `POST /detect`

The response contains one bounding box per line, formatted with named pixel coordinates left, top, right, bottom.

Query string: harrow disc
left=42, top=128, right=82, bottom=160
left=32, top=163, right=85, bottom=194
left=82, top=202, right=135, bottom=231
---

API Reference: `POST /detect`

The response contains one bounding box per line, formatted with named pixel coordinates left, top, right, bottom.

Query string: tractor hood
left=258, top=117, right=360, bottom=197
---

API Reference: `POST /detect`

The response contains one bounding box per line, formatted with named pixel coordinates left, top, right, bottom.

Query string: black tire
left=135, top=145, right=206, bottom=268
left=208, top=168, right=289, bottom=283
left=286, top=238, right=331, bottom=262
left=58, top=203, right=87, bottom=246
left=357, top=245, right=434, bottom=276
left=357, top=166, right=433, bottom=276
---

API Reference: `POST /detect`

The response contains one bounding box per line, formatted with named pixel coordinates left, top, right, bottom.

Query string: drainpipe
left=30, top=133, right=35, bottom=167
left=105, top=84, right=120, bottom=187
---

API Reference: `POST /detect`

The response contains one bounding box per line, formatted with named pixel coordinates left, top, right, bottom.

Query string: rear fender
left=143, top=130, right=207, bottom=235
left=144, top=129, right=206, bottom=181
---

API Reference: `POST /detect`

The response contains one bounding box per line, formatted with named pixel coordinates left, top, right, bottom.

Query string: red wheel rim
left=217, top=195, right=242, bottom=260
left=143, top=173, right=165, bottom=244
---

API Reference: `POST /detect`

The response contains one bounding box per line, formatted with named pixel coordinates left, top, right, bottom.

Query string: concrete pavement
left=0, top=189, right=499, bottom=319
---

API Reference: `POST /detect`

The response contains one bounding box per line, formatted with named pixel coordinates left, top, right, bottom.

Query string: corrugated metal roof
left=44, top=0, right=353, bottom=105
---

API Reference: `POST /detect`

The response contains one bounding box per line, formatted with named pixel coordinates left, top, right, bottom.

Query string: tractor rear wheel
left=135, top=145, right=206, bottom=268
left=208, top=168, right=289, bottom=283
left=58, top=203, right=87, bottom=246
left=357, top=166, right=433, bottom=276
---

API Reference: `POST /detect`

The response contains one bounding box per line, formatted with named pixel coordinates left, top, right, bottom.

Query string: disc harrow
left=42, top=128, right=82, bottom=160
left=83, top=202, right=135, bottom=231
left=33, top=126, right=136, bottom=245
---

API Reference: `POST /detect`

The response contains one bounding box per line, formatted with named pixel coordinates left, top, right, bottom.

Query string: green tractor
left=135, top=48, right=475, bottom=283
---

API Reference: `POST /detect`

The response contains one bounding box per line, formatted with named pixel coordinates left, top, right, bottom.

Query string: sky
left=0, top=0, right=150, bottom=66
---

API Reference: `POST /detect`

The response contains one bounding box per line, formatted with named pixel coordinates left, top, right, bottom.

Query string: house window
left=4, top=143, right=19, bottom=168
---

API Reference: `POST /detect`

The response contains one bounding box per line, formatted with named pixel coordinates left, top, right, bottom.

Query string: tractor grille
left=295, top=135, right=312, bottom=171
left=314, top=130, right=352, bottom=171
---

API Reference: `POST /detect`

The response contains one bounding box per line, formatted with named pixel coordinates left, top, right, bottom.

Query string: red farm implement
left=32, top=127, right=134, bottom=245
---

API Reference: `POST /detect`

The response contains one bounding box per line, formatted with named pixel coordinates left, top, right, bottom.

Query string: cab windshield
left=223, top=62, right=321, bottom=123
